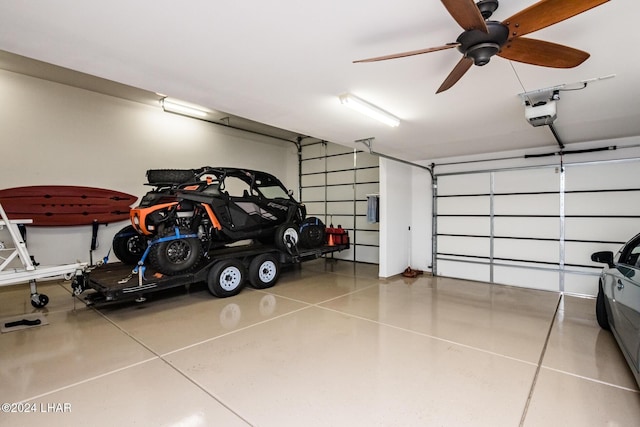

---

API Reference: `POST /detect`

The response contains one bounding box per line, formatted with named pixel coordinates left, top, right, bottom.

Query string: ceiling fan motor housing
left=456, top=21, right=509, bottom=66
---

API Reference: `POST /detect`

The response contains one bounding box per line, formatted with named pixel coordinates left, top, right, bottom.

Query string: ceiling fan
left=354, top=0, right=610, bottom=93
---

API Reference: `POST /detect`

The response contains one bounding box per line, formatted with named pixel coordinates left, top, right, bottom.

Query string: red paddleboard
left=0, top=186, right=138, bottom=226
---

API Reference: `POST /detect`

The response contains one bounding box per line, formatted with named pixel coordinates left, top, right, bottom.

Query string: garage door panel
left=565, top=191, right=640, bottom=216
left=438, top=235, right=489, bottom=257
left=327, top=185, right=352, bottom=200
left=438, top=196, right=489, bottom=215
left=564, top=241, right=615, bottom=266
left=494, top=194, right=559, bottom=215
left=356, top=154, right=379, bottom=168
left=356, top=167, right=379, bottom=182
left=330, top=215, right=354, bottom=229
left=327, top=170, right=353, bottom=185
left=327, top=144, right=353, bottom=156
left=302, top=157, right=326, bottom=174
left=564, top=270, right=599, bottom=296
left=355, top=183, right=379, bottom=199
left=565, top=162, right=640, bottom=191
left=356, top=216, right=379, bottom=230
left=494, top=168, right=559, bottom=193
left=493, top=266, right=559, bottom=292
left=304, top=202, right=325, bottom=217
left=438, top=217, right=489, bottom=235
left=565, top=241, right=623, bottom=267
left=302, top=187, right=325, bottom=201
left=327, top=201, right=352, bottom=215
left=301, top=174, right=324, bottom=187
left=494, top=239, right=559, bottom=264
left=564, top=217, right=636, bottom=243
left=327, top=154, right=355, bottom=171
left=353, top=245, right=379, bottom=264
left=494, top=217, right=559, bottom=239
left=438, top=173, right=490, bottom=195
left=300, top=143, right=324, bottom=159
left=357, top=230, right=379, bottom=246
left=437, top=259, right=490, bottom=282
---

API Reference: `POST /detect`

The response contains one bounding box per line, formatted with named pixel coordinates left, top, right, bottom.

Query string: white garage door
left=435, top=159, right=640, bottom=296
left=299, top=141, right=380, bottom=264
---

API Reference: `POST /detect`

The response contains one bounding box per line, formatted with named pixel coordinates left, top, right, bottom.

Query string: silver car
left=592, top=233, right=640, bottom=387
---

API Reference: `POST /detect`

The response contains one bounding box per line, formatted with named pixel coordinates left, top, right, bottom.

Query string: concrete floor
left=1, top=259, right=639, bottom=426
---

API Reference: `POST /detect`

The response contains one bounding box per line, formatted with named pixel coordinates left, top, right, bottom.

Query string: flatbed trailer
left=72, top=241, right=349, bottom=305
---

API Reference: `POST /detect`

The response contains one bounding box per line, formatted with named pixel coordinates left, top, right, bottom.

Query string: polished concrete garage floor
left=1, top=259, right=639, bottom=426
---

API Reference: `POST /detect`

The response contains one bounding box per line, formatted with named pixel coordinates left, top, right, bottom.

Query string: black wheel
left=148, top=227, right=202, bottom=275
left=299, top=217, right=326, bottom=248
left=146, top=169, right=196, bottom=185
left=113, top=225, right=148, bottom=265
left=596, top=282, right=610, bottom=330
left=207, top=259, right=246, bottom=298
left=30, top=294, right=49, bottom=308
left=274, top=223, right=299, bottom=253
left=248, top=253, right=280, bottom=289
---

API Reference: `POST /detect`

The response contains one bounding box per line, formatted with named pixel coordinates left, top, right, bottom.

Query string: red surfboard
left=0, top=186, right=138, bottom=226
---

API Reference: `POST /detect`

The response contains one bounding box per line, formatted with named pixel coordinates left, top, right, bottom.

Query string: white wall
left=0, top=70, right=298, bottom=265
left=378, top=158, right=412, bottom=277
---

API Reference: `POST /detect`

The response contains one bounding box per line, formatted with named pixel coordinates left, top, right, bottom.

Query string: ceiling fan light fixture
left=466, top=42, right=501, bottom=66
left=339, top=94, right=400, bottom=127
left=161, top=98, right=208, bottom=118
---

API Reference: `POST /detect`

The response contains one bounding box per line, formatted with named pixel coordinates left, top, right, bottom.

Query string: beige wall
left=0, top=70, right=298, bottom=265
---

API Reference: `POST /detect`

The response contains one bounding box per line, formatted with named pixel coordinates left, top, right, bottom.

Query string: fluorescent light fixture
left=339, top=93, right=400, bottom=127
left=161, top=98, right=208, bottom=118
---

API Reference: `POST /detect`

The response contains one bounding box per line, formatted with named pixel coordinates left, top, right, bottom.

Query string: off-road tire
left=299, top=217, right=325, bottom=248
left=146, top=169, right=197, bottom=185
left=148, top=227, right=202, bottom=275
left=274, top=223, right=299, bottom=254
left=113, top=225, right=147, bottom=265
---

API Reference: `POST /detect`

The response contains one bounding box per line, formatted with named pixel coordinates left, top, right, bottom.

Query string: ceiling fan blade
left=436, top=56, right=474, bottom=94
left=503, top=0, right=609, bottom=38
left=498, top=37, right=589, bottom=68
left=353, top=43, right=460, bottom=63
left=441, top=0, right=488, bottom=32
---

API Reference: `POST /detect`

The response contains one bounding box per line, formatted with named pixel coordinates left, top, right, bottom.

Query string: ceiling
left=0, top=0, right=638, bottom=162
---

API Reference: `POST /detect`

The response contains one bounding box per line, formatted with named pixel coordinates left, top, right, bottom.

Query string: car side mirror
left=591, top=251, right=615, bottom=268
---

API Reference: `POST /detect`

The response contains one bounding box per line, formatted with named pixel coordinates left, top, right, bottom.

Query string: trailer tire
left=275, top=223, right=299, bottom=254
left=113, top=225, right=147, bottom=265
left=249, top=253, right=280, bottom=289
left=148, top=227, right=202, bottom=275
left=208, top=259, right=246, bottom=298
left=146, top=169, right=196, bottom=185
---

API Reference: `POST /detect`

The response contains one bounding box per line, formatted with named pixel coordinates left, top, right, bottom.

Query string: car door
left=611, top=235, right=640, bottom=372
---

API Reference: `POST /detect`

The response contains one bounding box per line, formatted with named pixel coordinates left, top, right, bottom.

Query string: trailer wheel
left=149, top=227, right=202, bottom=275
left=249, top=253, right=280, bottom=289
left=275, top=223, right=299, bottom=253
left=113, top=225, right=147, bottom=265
left=208, top=259, right=246, bottom=298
